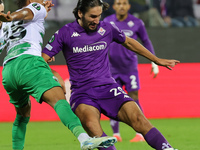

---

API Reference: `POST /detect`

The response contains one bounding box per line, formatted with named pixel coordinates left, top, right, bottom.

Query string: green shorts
left=2, top=54, right=61, bottom=108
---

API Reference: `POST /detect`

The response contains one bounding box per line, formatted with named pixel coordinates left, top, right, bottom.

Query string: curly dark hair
left=16, top=0, right=27, bottom=8
left=73, top=0, right=109, bottom=19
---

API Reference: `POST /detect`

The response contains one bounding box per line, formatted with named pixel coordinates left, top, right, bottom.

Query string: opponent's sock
left=12, top=114, right=30, bottom=150
left=54, top=100, right=86, bottom=139
left=110, top=119, right=119, bottom=134
left=144, top=127, right=172, bottom=150
left=134, top=99, right=143, bottom=112
left=77, top=132, right=90, bottom=143
left=98, top=132, right=117, bottom=150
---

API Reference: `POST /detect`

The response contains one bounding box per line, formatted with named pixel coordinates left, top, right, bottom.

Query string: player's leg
left=128, top=90, right=145, bottom=142
left=109, top=76, right=122, bottom=142
left=2, top=59, right=31, bottom=150
left=110, top=119, right=122, bottom=142
left=12, top=101, right=31, bottom=150
left=42, top=87, right=117, bottom=150
left=118, top=101, right=174, bottom=150
left=124, top=71, right=145, bottom=142
left=75, top=104, right=117, bottom=150
left=18, top=55, right=89, bottom=144
left=42, top=87, right=89, bottom=140
left=2, top=92, right=30, bottom=150
left=75, top=103, right=103, bottom=136
left=128, top=90, right=143, bottom=111
left=23, top=56, right=116, bottom=149
left=3, top=90, right=31, bottom=150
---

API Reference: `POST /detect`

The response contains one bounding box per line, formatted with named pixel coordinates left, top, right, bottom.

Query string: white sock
left=78, top=133, right=90, bottom=143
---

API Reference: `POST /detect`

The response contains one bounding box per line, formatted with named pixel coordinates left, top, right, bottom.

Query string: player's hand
left=47, top=56, right=55, bottom=63
left=43, top=1, right=54, bottom=13
left=151, top=62, right=159, bottom=78
left=154, top=58, right=180, bottom=70
left=0, top=11, right=13, bottom=22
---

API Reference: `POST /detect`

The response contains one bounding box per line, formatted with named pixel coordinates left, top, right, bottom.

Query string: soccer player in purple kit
left=0, top=0, right=117, bottom=150
left=103, top=0, right=159, bottom=142
left=42, top=0, right=179, bottom=150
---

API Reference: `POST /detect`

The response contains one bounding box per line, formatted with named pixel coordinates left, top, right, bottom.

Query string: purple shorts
left=112, top=71, right=140, bottom=92
left=70, top=83, right=134, bottom=121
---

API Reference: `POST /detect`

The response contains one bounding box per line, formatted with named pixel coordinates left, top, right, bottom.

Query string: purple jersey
left=104, top=14, right=155, bottom=74
left=42, top=20, right=126, bottom=90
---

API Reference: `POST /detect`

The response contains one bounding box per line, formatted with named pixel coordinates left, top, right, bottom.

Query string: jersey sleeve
left=108, top=22, right=126, bottom=44
left=137, top=20, right=155, bottom=55
left=42, top=26, right=67, bottom=57
left=25, top=3, right=47, bottom=22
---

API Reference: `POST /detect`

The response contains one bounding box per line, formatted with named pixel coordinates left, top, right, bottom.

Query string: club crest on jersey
left=98, top=27, right=106, bottom=36
left=32, top=3, right=41, bottom=10
left=127, top=21, right=134, bottom=27
left=71, top=32, right=80, bottom=37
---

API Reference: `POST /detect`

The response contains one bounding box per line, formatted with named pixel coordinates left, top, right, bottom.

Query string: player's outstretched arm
left=122, top=36, right=180, bottom=70
left=0, top=8, right=34, bottom=22
left=0, top=1, right=54, bottom=22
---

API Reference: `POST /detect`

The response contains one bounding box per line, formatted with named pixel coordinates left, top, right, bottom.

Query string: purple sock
left=144, top=127, right=172, bottom=150
left=110, top=119, right=119, bottom=134
left=98, top=132, right=116, bottom=150
left=134, top=99, right=143, bottom=112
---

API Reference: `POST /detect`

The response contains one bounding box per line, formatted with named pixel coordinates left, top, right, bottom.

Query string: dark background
left=1, top=24, right=199, bottom=65
left=1, top=0, right=200, bottom=65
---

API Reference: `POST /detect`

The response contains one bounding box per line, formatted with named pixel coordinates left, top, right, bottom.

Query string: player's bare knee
left=15, top=102, right=31, bottom=118
left=83, top=119, right=96, bottom=129
left=16, top=111, right=30, bottom=118
left=130, top=113, right=146, bottom=127
left=133, top=114, right=152, bottom=133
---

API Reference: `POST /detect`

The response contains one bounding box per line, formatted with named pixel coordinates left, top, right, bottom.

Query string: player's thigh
left=9, top=91, right=30, bottom=109
left=20, top=56, right=62, bottom=104
left=2, top=62, right=30, bottom=108
left=75, top=104, right=103, bottom=137
left=42, top=86, right=66, bottom=107
left=118, top=101, right=152, bottom=133
left=118, top=101, right=142, bottom=125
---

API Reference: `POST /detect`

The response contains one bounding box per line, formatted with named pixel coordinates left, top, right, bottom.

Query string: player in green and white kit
left=0, top=0, right=5, bottom=53
left=0, top=0, right=116, bottom=150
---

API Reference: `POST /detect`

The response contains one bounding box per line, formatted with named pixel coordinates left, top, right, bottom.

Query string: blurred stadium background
left=0, top=0, right=200, bottom=122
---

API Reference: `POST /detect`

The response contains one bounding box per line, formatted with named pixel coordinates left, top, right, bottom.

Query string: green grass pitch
left=0, top=118, right=200, bottom=150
